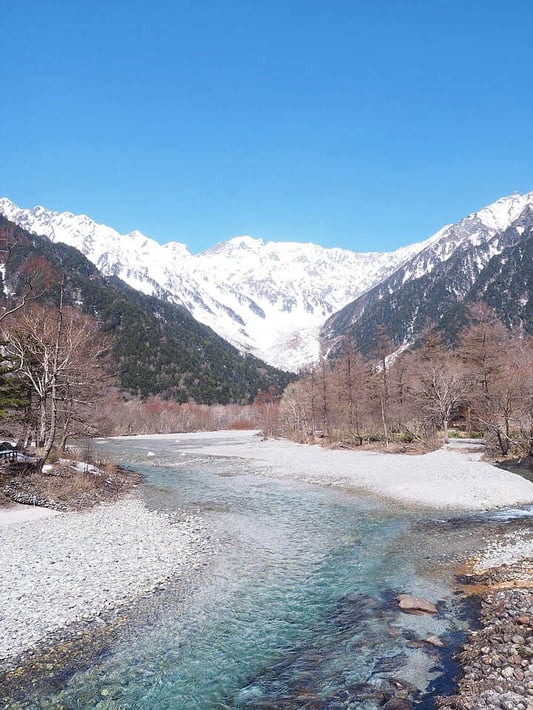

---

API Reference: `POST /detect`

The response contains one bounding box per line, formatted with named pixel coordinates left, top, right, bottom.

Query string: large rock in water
left=396, top=594, right=438, bottom=615
left=383, top=699, right=413, bottom=710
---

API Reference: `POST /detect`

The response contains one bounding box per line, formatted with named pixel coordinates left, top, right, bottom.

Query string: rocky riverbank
left=0, top=497, right=214, bottom=674
left=438, top=529, right=533, bottom=709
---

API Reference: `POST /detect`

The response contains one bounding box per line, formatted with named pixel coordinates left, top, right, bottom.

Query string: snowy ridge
left=385, top=191, right=533, bottom=286
left=320, top=191, right=533, bottom=356
left=0, top=198, right=429, bottom=370
left=1, top=191, right=532, bottom=371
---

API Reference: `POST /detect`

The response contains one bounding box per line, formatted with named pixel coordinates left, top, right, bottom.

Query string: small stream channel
left=17, top=434, right=528, bottom=709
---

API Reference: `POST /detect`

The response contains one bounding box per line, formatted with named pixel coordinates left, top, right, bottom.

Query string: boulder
left=396, top=594, right=438, bottom=615
left=424, top=634, right=445, bottom=647
left=382, top=699, right=412, bottom=710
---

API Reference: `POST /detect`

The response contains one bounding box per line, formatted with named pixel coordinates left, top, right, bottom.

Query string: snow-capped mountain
left=0, top=198, right=429, bottom=370
left=0, top=214, right=295, bottom=402
left=1, top=191, right=532, bottom=371
left=321, top=191, right=533, bottom=356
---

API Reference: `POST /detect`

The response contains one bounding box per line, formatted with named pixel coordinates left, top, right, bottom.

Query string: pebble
left=0, top=497, right=213, bottom=667
left=437, top=585, right=533, bottom=709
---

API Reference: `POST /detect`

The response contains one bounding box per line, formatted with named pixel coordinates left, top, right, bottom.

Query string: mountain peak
left=229, top=235, right=263, bottom=248
left=1, top=191, right=531, bottom=371
left=470, top=191, right=533, bottom=232
left=202, top=235, right=264, bottom=255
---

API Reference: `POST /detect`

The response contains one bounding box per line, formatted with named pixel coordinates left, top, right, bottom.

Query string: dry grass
left=228, top=419, right=256, bottom=430
left=1, top=459, right=141, bottom=511
left=326, top=438, right=439, bottom=455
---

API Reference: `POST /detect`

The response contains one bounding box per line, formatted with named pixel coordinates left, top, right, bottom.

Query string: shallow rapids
left=18, top=433, right=518, bottom=709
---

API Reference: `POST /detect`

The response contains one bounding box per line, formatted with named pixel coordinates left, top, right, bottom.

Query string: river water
left=31, top=434, right=500, bottom=709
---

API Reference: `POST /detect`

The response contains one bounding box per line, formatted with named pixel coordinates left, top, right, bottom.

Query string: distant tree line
left=96, top=386, right=281, bottom=438
left=279, top=304, right=533, bottom=458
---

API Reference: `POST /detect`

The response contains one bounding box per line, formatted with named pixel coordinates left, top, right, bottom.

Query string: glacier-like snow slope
left=1, top=191, right=532, bottom=370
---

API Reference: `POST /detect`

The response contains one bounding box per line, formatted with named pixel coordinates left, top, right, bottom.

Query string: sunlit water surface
left=32, top=434, right=496, bottom=709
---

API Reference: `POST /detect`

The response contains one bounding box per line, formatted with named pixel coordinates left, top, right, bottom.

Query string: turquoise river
left=13, top=432, right=526, bottom=709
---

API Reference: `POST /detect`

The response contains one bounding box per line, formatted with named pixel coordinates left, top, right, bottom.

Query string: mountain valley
left=1, top=191, right=532, bottom=372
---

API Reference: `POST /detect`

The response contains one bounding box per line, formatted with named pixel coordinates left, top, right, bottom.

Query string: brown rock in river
left=424, top=634, right=445, bottom=647
left=382, top=699, right=412, bottom=710
left=397, top=594, right=438, bottom=615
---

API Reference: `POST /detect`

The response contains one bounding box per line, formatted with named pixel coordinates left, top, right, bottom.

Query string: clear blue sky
left=1, top=0, right=532, bottom=253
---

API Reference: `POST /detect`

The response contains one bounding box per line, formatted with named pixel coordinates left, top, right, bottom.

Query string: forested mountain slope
left=0, top=197, right=436, bottom=370
left=321, top=204, right=533, bottom=356
left=0, top=217, right=293, bottom=403
left=437, top=227, right=533, bottom=342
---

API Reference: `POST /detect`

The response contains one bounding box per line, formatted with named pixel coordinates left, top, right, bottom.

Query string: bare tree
left=369, top=326, right=394, bottom=445
left=411, top=343, right=466, bottom=443
left=253, top=386, right=281, bottom=438
left=332, top=340, right=372, bottom=445
left=3, top=301, right=111, bottom=466
left=279, top=379, right=314, bottom=442
left=458, top=304, right=517, bottom=454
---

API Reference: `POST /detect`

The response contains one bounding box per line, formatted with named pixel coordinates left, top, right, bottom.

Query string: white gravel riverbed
left=122, top=430, right=533, bottom=510
left=0, top=497, right=210, bottom=666
left=472, top=527, right=533, bottom=573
